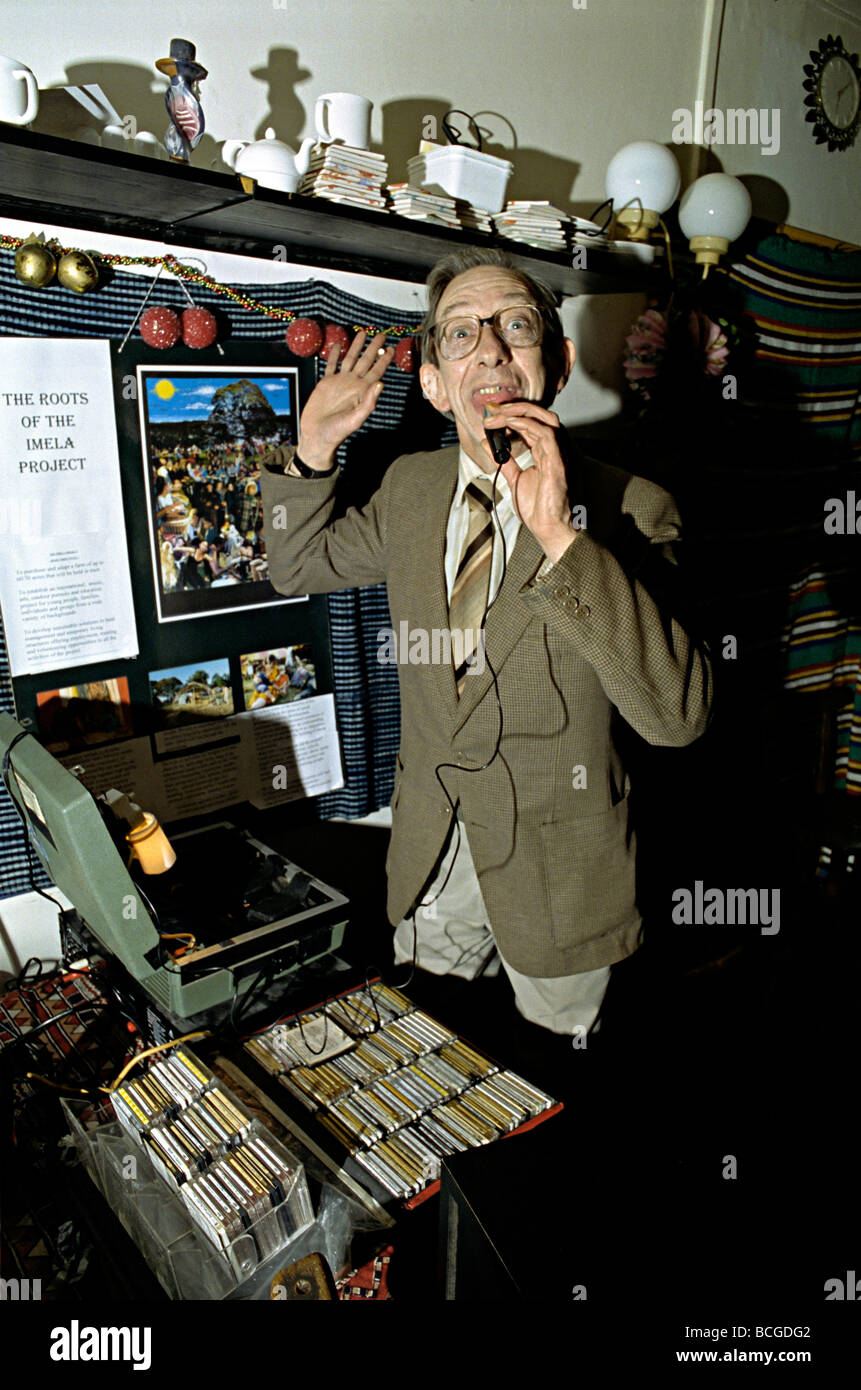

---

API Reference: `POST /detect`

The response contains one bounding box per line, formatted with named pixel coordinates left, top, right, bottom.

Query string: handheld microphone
left=486, top=428, right=511, bottom=465
left=482, top=406, right=511, bottom=464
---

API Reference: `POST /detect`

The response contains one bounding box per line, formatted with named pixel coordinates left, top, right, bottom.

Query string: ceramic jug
left=0, top=55, right=38, bottom=126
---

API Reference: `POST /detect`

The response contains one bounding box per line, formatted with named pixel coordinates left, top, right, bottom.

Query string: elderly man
left=262, top=249, right=711, bottom=1036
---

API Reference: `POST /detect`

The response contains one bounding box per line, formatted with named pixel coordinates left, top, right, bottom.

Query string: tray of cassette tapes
left=62, top=1044, right=315, bottom=1298
left=243, top=981, right=561, bottom=1207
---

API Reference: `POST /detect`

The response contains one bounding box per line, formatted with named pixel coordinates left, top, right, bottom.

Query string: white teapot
left=0, top=54, right=38, bottom=126
left=221, top=127, right=317, bottom=194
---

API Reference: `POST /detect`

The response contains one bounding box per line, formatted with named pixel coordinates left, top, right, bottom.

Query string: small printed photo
left=148, top=658, right=234, bottom=727
left=36, top=678, right=134, bottom=752
left=240, top=645, right=317, bottom=709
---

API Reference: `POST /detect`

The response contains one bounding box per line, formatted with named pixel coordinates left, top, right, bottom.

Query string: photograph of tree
left=137, top=366, right=307, bottom=621
left=148, top=658, right=234, bottom=727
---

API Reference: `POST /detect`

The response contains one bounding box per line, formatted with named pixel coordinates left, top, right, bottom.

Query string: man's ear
left=419, top=361, right=451, bottom=415
left=555, top=336, right=577, bottom=395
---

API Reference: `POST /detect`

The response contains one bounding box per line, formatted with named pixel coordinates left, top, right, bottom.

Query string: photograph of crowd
left=138, top=367, right=304, bottom=621
left=148, top=658, right=235, bottom=727
left=36, top=678, right=134, bottom=752
left=241, top=646, right=317, bottom=709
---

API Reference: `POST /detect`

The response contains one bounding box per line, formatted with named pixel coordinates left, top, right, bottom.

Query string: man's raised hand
left=296, top=330, right=394, bottom=469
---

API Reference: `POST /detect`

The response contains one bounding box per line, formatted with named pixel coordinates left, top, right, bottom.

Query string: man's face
left=419, top=267, right=572, bottom=467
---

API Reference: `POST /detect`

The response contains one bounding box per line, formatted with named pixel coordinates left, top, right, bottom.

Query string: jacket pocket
left=537, top=798, right=637, bottom=950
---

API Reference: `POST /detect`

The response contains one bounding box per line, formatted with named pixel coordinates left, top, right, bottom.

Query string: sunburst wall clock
left=803, top=34, right=861, bottom=152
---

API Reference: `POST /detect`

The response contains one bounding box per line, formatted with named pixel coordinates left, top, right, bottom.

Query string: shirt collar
left=456, top=446, right=534, bottom=505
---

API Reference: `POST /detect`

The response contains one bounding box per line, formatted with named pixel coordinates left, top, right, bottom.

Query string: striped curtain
left=782, top=567, right=861, bottom=795
left=732, top=234, right=861, bottom=799
left=726, top=232, right=861, bottom=458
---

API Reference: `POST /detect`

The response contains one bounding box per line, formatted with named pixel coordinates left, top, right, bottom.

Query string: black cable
left=390, top=458, right=509, bottom=987
left=419, top=458, right=508, bottom=907
left=1, top=1002, right=114, bottom=1051
left=1, top=956, right=45, bottom=995
left=228, top=958, right=279, bottom=1038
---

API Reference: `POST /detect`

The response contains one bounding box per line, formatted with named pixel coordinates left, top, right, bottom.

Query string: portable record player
left=0, top=713, right=349, bottom=1033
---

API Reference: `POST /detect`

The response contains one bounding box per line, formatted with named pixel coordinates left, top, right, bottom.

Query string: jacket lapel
left=410, top=447, right=461, bottom=723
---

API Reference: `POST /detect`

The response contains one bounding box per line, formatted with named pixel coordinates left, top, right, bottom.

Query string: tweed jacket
left=261, top=441, right=712, bottom=977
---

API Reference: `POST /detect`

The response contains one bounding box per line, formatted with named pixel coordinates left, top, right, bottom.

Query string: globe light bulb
left=678, top=173, right=752, bottom=271
left=605, top=141, right=681, bottom=240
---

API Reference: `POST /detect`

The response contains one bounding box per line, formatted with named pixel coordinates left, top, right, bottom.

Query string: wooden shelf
left=0, top=126, right=656, bottom=295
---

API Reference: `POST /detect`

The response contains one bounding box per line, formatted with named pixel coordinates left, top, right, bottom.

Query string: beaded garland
left=0, top=235, right=422, bottom=343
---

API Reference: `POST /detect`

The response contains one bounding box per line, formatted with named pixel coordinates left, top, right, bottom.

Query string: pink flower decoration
left=624, top=309, right=667, bottom=354
left=623, top=309, right=668, bottom=397
left=689, top=311, right=729, bottom=376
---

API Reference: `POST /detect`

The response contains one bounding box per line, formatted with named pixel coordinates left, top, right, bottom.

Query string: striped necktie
left=449, top=476, right=495, bottom=695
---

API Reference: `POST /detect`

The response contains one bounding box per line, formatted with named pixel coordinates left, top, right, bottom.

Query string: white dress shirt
left=443, top=446, right=533, bottom=604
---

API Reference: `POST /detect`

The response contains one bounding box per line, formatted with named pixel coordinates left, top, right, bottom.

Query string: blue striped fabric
left=0, top=256, right=456, bottom=898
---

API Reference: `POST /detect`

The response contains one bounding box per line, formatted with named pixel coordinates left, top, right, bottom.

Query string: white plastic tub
left=407, top=147, right=513, bottom=213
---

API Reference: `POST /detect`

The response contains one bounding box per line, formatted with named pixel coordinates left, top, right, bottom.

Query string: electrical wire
left=390, top=457, right=508, bottom=987
left=1, top=1001, right=112, bottom=1045
left=103, top=1030, right=210, bottom=1093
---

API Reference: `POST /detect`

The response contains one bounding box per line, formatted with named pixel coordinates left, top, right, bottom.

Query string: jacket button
left=553, top=584, right=571, bottom=599
left=578, top=602, right=591, bottom=618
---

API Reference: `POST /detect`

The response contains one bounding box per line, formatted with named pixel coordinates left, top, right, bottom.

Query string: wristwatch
left=266, top=450, right=338, bottom=479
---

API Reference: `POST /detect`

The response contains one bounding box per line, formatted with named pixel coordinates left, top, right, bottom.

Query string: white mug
left=314, top=92, right=372, bottom=149
left=0, top=54, right=38, bottom=126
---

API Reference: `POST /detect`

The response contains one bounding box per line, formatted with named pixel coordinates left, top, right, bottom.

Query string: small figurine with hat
left=155, top=38, right=208, bottom=163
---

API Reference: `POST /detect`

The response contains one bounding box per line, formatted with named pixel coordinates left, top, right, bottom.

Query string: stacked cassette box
left=109, top=1044, right=312, bottom=1276
left=244, top=982, right=558, bottom=1202
left=111, top=1046, right=212, bottom=1135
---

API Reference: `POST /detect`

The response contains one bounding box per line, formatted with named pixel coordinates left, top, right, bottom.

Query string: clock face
left=820, top=55, right=860, bottom=129
left=803, top=34, right=861, bottom=151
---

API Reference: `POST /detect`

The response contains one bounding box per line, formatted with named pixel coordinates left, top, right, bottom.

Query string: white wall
left=4, top=0, right=704, bottom=209
left=712, top=0, right=861, bottom=242
left=4, top=0, right=857, bottom=238
left=0, top=890, right=65, bottom=977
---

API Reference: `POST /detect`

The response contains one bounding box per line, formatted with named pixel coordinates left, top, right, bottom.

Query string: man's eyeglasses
left=432, top=303, right=544, bottom=362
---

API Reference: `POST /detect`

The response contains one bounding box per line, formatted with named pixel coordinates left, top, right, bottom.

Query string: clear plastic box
left=62, top=1095, right=315, bottom=1300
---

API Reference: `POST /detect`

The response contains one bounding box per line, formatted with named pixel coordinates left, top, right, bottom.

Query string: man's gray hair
left=419, top=248, right=565, bottom=370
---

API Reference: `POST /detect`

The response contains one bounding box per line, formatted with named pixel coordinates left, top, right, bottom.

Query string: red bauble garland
left=319, top=322, right=351, bottom=362
left=139, top=305, right=181, bottom=348
left=393, top=335, right=418, bottom=373
left=181, top=306, right=218, bottom=348
left=285, top=317, right=324, bottom=357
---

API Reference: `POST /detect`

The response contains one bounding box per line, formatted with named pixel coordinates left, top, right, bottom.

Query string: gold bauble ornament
left=15, top=234, right=56, bottom=288
left=57, top=250, right=99, bottom=293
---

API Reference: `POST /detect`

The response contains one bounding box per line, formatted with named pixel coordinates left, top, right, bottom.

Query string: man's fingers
left=353, top=331, right=390, bottom=376
left=324, top=343, right=342, bottom=376
left=364, top=343, right=395, bottom=383
left=348, top=378, right=385, bottom=429
left=482, top=402, right=560, bottom=429
left=341, top=329, right=368, bottom=371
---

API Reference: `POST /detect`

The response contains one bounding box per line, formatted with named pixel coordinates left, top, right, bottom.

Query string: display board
left=9, top=340, right=342, bottom=825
